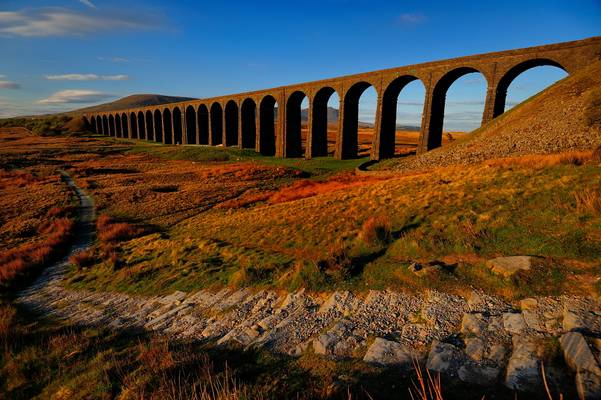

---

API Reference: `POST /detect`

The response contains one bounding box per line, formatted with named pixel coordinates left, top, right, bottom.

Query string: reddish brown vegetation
left=70, top=250, right=96, bottom=270
left=0, top=217, right=73, bottom=287
left=269, top=173, right=388, bottom=204
left=97, top=214, right=144, bottom=243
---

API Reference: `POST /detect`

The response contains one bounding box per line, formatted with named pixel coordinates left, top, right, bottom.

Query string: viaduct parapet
left=84, top=36, right=601, bottom=160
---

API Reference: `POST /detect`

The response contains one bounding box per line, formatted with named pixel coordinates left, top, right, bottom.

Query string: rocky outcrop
left=486, top=256, right=532, bottom=277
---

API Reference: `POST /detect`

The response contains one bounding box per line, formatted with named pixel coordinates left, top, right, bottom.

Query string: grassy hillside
left=376, top=60, right=601, bottom=171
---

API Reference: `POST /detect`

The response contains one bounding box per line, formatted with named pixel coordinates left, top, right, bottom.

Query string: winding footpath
left=16, top=173, right=601, bottom=397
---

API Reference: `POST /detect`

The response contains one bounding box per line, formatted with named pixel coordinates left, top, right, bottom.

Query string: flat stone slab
left=486, top=256, right=532, bottom=277
left=363, top=338, right=414, bottom=368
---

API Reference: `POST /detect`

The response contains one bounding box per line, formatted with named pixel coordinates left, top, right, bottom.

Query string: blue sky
left=0, top=0, right=599, bottom=130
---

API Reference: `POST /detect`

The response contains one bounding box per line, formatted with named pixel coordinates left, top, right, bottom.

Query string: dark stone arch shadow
left=311, top=87, right=338, bottom=158
left=115, top=114, right=122, bottom=137
left=138, top=112, right=146, bottom=140
left=224, top=100, right=239, bottom=147
left=198, top=105, right=209, bottom=145
left=163, top=109, right=173, bottom=144
left=129, top=112, right=138, bottom=139
left=286, top=91, right=307, bottom=157
left=145, top=110, right=154, bottom=141
left=340, top=82, right=377, bottom=159
left=153, top=110, right=163, bottom=142
left=259, top=95, right=277, bottom=156
left=210, top=103, right=223, bottom=145
left=378, top=75, right=423, bottom=159
left=185, top=105, right=197, bottom=144
left=121, top=113, right=129, bottom=138
left=240, top=99, right=257, bottom=149
left=173, top=107, right=183, bottom=145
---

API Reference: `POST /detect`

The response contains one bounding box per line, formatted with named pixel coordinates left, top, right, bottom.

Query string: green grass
left=0, top=115, right=72, bottom=136
left=94, top=136, right=367, bottom=176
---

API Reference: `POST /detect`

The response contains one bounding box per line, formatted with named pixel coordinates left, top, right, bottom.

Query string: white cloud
left=397, top=13, right=427, bottom=25
left=45, top=73, right=128, bottom=81
left=36, top=89, right=113, bottom=104
left=0, top=80, right=21, bottom=89
left=0, top=8, right=157, bottom=37
left=78, top=0, right=97, bottom=9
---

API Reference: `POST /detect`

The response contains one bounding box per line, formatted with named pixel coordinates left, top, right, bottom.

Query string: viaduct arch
left=85, top=37, right=601, bottom=160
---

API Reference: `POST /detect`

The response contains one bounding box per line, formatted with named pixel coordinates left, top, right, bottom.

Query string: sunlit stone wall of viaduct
left=85, top=37, right=601, bottom=160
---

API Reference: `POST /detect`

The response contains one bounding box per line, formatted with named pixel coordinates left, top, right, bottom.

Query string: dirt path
left=18, top=170, right=96, bottom=299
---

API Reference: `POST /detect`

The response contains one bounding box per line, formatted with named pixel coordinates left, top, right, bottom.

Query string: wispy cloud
left=97, top=56, right=130, bottom=63
left=0, top=8, right=159, bottom=37
left=45, top=73, right=128, bottom=81
left=0, top=81, right=21, bottom=89
left=36, top=89, right=113, bottom=104
left=78, top=0, right=97, bottom=9
left=397, top=13, right=427, bottom=25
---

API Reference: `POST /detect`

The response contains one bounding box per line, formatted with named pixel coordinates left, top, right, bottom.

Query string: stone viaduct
left=84, top=36, right=601, bottom=160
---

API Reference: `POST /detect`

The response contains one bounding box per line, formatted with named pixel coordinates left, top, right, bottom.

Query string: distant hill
left=71, top=94, right=197, bottom=114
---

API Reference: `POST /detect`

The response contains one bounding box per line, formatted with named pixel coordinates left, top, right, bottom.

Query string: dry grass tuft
left=97, top=214, right=144, bottom=243
left=409, top=359, right=444, bottom=400
left=359, top=215, right=392, bottom=246
left=574, top=189, right=601, bottom=215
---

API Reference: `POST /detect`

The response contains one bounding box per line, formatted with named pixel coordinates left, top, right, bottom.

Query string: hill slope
left=386, top=60, right=601, bottom=171
left=72, top=94, right=197, bottom=114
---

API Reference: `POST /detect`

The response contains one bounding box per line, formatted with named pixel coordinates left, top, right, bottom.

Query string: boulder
left=503, top=312, right=527, bottom=334
left=487, top=343, right=508, bottom=363
left=461, top=313, right=485, bottom=336
left=313, top=333, right=339, bottom=355
left=520, top=298, right=538, bottom=310
left=157, top=290, right=187, bottom=305
left=505, top=337, right=541, bottom=392
left=563, top=308, right=585, bottom=332
left=486, top=256, right=532, bottom=277
left=426, top=340, right=463, bottom=375
left=458, top=365, right=500, bottom=386
left=560, top=332, right=601, bottom=399
left=465, top=338, right=484, bottom=361
left=363, top=338, right=414, bottom=369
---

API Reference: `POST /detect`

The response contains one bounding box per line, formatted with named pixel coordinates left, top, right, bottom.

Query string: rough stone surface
left=560, top=332, right=601, bottom=400
left=426, top=341, right=464, bottom=375
left=503, top=312, right=527, bottom=334
left=505, top=337, right=541, bottom=392
left=458, top=365, right=500, bottom=386
left=363, top=338, right=414, bottom=368
left=486, top=256, right=532, bottom=277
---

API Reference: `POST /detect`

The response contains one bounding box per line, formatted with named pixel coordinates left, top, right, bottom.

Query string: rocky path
left=16, top=174, right=601, bottom=398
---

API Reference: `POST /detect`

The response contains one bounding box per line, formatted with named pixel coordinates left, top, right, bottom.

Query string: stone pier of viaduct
left=84, top=36, right=601, bottom=160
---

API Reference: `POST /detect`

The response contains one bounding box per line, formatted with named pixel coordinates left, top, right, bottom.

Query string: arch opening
left=379, top=76, right=425, bottom=158
left=210, top=103, right=223, bottom=146
left=115, top=114, right=122, bottom=137
left=340, top=82, right=377, bottom=159
left=102, top=116, right=109, bottom=137
left=121, top=114, right=129, bottom=137
left=224, top=100, right=239, bottom=147
left=145, top=111, right=154, bottom=141
left=163, top=109, right=173, bottom=144
left=137, top=112, right=146, bottom=140
left=259, top=96, right=277, bottom=156
left=153, top=110, right=163, bottom=142
left=198, top=105, right=209, bottom=145
left=494, top=60, right=567, bottom=117
left=426, top=67, right=487, bottom=150
left=173, top=107, right=183, bottom=145
left=129, top=112, right=138, bottom=139
left=109, top=115, right=116, bottom=136
left=241, top=99, right=256, bottom=149
left=311, top=87, right=339, bottom=158
left=285, top=91, right=307, bottom=157
left=185, top=105, right=197, bottom=144
left=90, top=116, right=96, bottom=133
